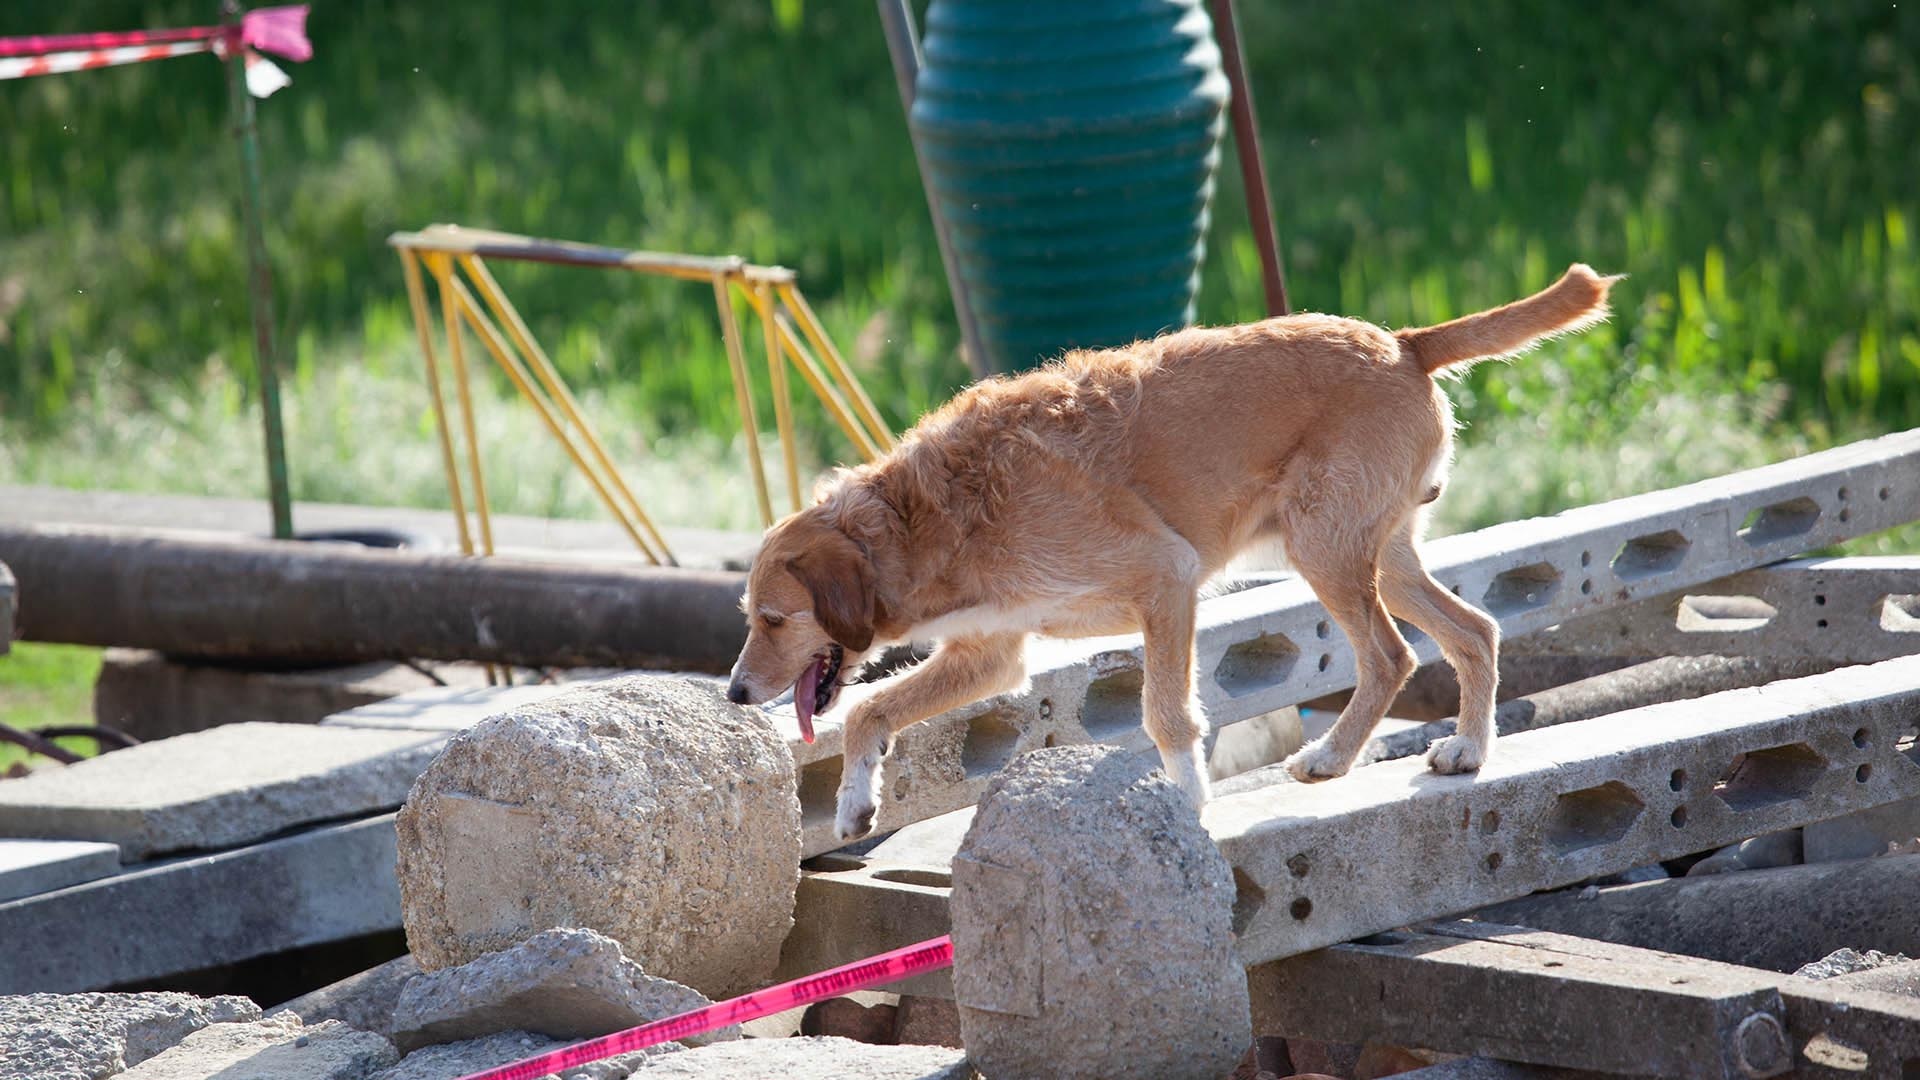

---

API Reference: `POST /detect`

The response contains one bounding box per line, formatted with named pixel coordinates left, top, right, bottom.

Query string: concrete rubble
left=0, top=991, right=260, bottom=1080
left=621, top=1036, right=971, bottom=1079
left=373, top=1031, right=672, bottom=1080
left=118, top=1014, right=397, bottom=1079
left=951, top=745, right=1248, bottom=1080
left=391, top=927, right=734, bottom=1051
left=0, top=721, right=447, bottom=860
left=395, top=676, right=799, bottom=998
left=271, top=954, right=421, bottom=1041
left=1792, top=947, right=1914, bottom=981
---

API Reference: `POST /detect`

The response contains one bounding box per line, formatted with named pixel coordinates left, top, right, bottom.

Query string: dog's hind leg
left=1279, top=518, right=1418, bottom=782
left=835, top=631, right=1027, bottom=842
left=1378, top=520, right=1501, bottom=774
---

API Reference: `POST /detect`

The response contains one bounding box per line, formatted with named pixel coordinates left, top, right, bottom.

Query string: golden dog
left=726, top=266, right=1618, bottom=841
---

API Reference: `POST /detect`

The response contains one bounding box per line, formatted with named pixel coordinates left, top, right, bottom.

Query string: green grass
left=0, top=644, right=105, bottom=772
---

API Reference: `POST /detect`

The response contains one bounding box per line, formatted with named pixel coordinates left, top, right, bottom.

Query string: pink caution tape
left=0, top=6, right=310, bottom=94
left=452, top=935, right=957, bottom=1080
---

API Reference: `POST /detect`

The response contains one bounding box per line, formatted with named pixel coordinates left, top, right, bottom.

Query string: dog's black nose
left=725, top=681, right=750, bottom=705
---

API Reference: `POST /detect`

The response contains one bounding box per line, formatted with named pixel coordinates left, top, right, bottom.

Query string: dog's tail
left=1396, top=264, right=1621, bottom=375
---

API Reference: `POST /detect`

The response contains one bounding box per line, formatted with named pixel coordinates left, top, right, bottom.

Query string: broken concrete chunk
left=951, top=745, right=1249, bottom=1080
left=0, top=991, right=261, bottom=1080
left=0, top=722, right=447, bottom=860
left=370, top=1030, right=569, bottom=1080
left=624, top=1036, right=970, bottom=1079
left=119, top=1015, right=398, bottom=1079
left=1793, top=947, right=1914, bottom=981
left=270, top=954, right=420, bottom=1042
left=390, top=927, right=735, bottom=1052
left=395, top=676, right=799, bottom=999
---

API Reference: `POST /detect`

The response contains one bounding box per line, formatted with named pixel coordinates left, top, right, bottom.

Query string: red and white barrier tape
left=0, top=6, right=310, bottom=97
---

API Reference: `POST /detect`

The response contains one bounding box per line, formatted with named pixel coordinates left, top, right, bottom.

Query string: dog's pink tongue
left=794, top=658, right=822, bottom=743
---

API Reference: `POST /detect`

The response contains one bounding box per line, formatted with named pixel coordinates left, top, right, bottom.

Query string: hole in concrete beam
left=1881, top=594, right=1920, bottom=633
left=1712, top=743, right=1828, bottom=812
left=1483, top=561, right=1563, bottom=617
left=1230, top=867, right=1266, bottom=936
left=869, top=867, right=953, bottom=889
left=1545, top=780, right=1645, bottom=853
left=1611, top=529, right=1691, bottom=580
left=1213, top=632, right=1300, bottom=698
left=1082, top=668, right=1143, bottom=741
left=1738, top=496, right=1822, bottom=547
left=1675, top=594, right=1778, bottom=633
left=797, top=758, right=841, bottom=834
left=961, top=708, right=1022, bottom=778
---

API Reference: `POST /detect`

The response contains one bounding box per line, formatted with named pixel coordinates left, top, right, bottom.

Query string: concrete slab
left=0, top=721, right=446, bottom=859
left=625, top=1037, right=971, bottom=1079
left=1475, top=855, right=1920, bottom=974
left=1248, top=921, right=1794, bottom=1079
left=0, top=838, right=119, bottom=902
left=0, top=991, right=260, bottom=1080
left=322, top=682, right=582, bottom=732
left=0, top=815, right=400, bottom=994
left=1805, top=797, right=1920, bottom=861
left=93, top=647, right=492, bottom=741
left=1209, top=655, right=1920, bottom=967
left=777, top=431, right=1920, bottom=855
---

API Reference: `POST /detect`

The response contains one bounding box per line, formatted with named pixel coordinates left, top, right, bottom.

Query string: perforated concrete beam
left=778, top=431, right=1920, bottom=854
left=1209, top=655, right=1920, bottom=966
left=1508, top=557, right=1920, bottom=663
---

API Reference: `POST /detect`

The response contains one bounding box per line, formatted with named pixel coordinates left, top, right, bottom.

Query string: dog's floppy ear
left=786, top=535, right=876, bottom=651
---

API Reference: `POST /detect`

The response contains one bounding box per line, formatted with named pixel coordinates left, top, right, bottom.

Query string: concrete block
left=1509, top=556, right=1920, bottom=664
left=119, top=1015, right=398, bottom=1079
left=1805, top=797, right=1920, bottom=861
left=0, top=815, right=400, bottom=994
left=1248, top=921, right=1794, bottom=1079
left=270, top=954, right=420, bottom=1041
left=623, top=1036, right=970, bottom=1079
left=395, top=676, right=799, bottom=998
left=0, top=838, right=119, bottom=902
left=774, top=862, right=955, bottom=1001
left=781, top=433, right=1920, bottom=856
left=1208, top=656, right=1920, bottom=967
left=951, top=746, right=1248, bottom=1080
left=0, top=991, right=260, bottom=1080
left=0, top=722, right=446, bottom=860
left=391, top=927, right=731, bottom=1052
left=92, top=648, right=483, bottom=742
left=1476, top=855, right=1920, bottom=974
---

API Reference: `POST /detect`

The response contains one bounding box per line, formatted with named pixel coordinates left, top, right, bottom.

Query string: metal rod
left=759, top=283, right=804, bottom=513
left=777, top=282, right=895, bottom=451
left=221, top=1, right=294, bottom=536
left=0, top=721, right=83, bottom=765
left=738, top=286, right=879, bottom=461
left=429, top=255, right=495, bottom=560
left=459, top=257, right=677, bottom=565
left=397, top=250, right=475, bottom=556
left=713, top=275, right=776, bottom=527
left=876, top=0, right=992, bottom=378
left=1208, top=0, right=1291, bottom=317
left=450, top=283, right=667, bottom=565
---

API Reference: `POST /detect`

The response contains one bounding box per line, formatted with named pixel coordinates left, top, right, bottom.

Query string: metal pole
left=221, top=0, right=294, bottom=538
left=877, top=0, right=993, bottom=379
left=1208, top=0, right=1291, bottom=317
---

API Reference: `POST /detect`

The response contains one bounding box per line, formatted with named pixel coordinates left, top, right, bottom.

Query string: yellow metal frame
left=388, top=224, right=896, bottom=571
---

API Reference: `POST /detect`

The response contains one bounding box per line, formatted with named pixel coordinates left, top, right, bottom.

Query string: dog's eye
left=760, top=613, right=785, bottom=629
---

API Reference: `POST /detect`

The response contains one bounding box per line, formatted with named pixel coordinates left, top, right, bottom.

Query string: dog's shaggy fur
left=727, top=265, right=1619, bottom=841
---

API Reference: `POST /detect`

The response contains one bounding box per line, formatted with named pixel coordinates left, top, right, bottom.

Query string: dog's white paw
left=1282, top=738, right=1351, bottom=783
left=1159, top=743, right=1212, bottom=810
left=834, top=753, right=884, bottom=843
left=1425, top=733, right=1487, bottom=775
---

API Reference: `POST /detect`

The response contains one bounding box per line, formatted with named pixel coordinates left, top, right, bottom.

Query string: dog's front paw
left=1158, top=743, right=1212, bottom=810
left=1282, top=739, right=1350, bottom=783
left=1425, top=733, right=1487, bottom=775
left=834, top=752, right=884, bottom=843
